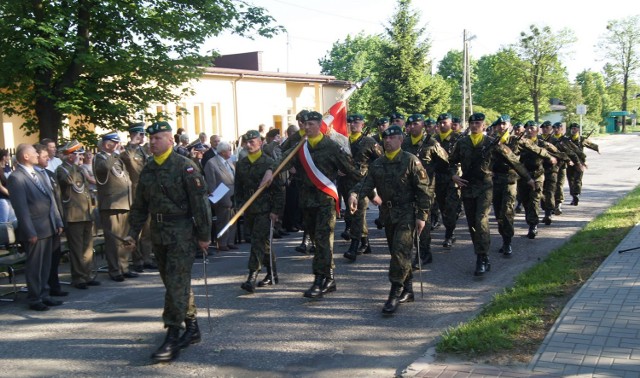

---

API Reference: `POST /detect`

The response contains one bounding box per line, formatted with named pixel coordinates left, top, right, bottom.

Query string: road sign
left=576, top=104, right=587, bottom=115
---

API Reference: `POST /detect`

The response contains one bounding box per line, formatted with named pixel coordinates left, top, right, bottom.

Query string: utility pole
left=462, top=30, right=476, bottom=128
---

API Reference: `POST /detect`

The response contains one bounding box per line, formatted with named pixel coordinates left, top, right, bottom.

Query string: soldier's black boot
left=543, top=209, right=552, bottom=225
left=340, top=219, right=351, bottom=241
left=343, top=239, right=359, bottom=261
left=398, top=277, right=414, bottom=303
left=295, top=232, right=310, bottom=253
left=178, top=317, right=201, bottom=349
left=358, top=237, right=372, bottom=255
left=303, top=274, right=325, bottom=298
left=382, top=283, right=403, bottom=315
left=321, top=268, right=336, bottom=294
left=499, top=237, right=512, bottom=257
left=527, top=224, right=538, bottom=239
left=442, top=228, right=456, bottom=248
left=411, top=247, right=432, bottom=270
left=554, top=202, right=563, bottom=215
left=240, top=270, right=258, bottom=293
left=374, top=217, right=384, bottom=229
left=571, top=195, right=579, bottom=206
left=258, top=256, right=279, bottom=286
left=151, top=326, right=181, bottom=362
left=474, top=254, right=490, bottom=276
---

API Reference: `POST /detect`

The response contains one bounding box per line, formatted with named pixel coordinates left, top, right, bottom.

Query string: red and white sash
left=298, top=141, right=340, bottom=213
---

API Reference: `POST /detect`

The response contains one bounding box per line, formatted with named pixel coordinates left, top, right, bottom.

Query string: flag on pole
left=320, top=100, right=348, bottom=137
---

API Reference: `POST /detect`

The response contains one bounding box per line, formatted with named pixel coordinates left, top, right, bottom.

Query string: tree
left=574, top=70, right=609, bottom=125
left=318, top=33, right=384, bottom=119
left=0, top=1, right=282, bottom=144
left=513, top=25, right=575, bottom=122
left=437, top=49, right=476, bottom=115
left=597, top=15, right=640, bottom=132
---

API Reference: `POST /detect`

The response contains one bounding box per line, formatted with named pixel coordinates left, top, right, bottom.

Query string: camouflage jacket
left=493, top=135, right=553, bottom=180
left=569, top=135, right=599, bottom=156
left=350, top=151, right=430, bottom=222
left=541, top=134, right=585, bottom=166
left=434, top=131, right=462, bottom=175
left=128, top=151, right=211, bottom=245
left=520, top=137, right=564, bottom=177
left=235, top=153, right=284, bottom=215
left=401, top=134, right=449, bottom=178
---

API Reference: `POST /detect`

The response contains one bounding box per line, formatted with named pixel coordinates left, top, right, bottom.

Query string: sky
left=203, top=0, right=636, bottom=80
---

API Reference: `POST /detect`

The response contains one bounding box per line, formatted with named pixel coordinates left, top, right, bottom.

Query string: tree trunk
left=35, top=95, right=63, bottom=143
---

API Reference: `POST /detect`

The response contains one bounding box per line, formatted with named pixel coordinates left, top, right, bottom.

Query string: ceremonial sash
left=298, top=141, right=340, bottom=213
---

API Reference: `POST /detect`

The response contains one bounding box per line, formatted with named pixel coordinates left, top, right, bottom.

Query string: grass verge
left=436, top=184, right=640, bottom=358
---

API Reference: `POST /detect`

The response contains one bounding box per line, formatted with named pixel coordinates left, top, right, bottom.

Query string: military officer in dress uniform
left=125, top=121, right=211, bottom=363
left=235, top=130, right=285, bottom=292
left=348, top=125, right=430, bottom=315
left=57, top=140, right=99, bottom=289
left=95, top=131, right=135, bottom=282
left=567, top=123, right=599, bottom=205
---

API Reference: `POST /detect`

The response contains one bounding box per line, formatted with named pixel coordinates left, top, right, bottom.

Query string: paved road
left=1, top=134, right=639, bottom=377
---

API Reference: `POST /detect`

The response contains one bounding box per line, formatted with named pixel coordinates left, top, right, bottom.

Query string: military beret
left=302, top=111, right=323, bottom=122
left=101, top=131, right=121, bottom=143
left=496, top=114, right=510, bottom=123
left=407, top=114, right=424, bottom=123
left=425, top=117, right=437, bottom=125
left=513, top=122, right=524, bottom=128
left=346, top=115, right=354, bottom=123
left=468, top=113, right=485, bottom=122
left=552, top=122, right=562, bottom=128
left=437, top=113, right=452, bottom=122
left=349, top=114, right=364, bottom=122
left=540, top=120, right=552, bottom=127
left=62, top=139, right=84, bottom=155
left=389, top=112, right=405, bottom=120
left=296, top=109, right=309, bottom=121
left=451, top=117, right=461, bottom=123
left=146, top=121, right=172, bottom=135
left=128, top=122, right=146, bottom=134
left=490, top=120, right=499, bottom=127
left=525, top=120, right=538, bottom=127
left=382, top=125, right=403, bottom=137
left=244, top=129, right=261, bottom=141
left=569, top=122, right=580, bottom=128
left=376, top=117, right=390, bottom=125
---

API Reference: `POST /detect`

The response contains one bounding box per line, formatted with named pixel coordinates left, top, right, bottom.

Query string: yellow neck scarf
left=470, top=133, right=483, bottom=147
left=530, top=136, right=538, bottom=142
left=299, top=129, right=306, bottom=137
left=349, top=132, right=362, bottom=143
left=153, top=147, right=172, bottom=165
left=385, top=148, right=401, bottom=161
left=411, top=134, right=423, bottom=145
left=572, top=134, right=579, bottom=141
left=248, top=149, right=262, bottom=163
left=439, top=130, right=452, bottom=141
left=554, top=133, right=563, bottom=139
left=499, top=130, right=510, bottom=144
left=308, top=133, right=323, bottom=148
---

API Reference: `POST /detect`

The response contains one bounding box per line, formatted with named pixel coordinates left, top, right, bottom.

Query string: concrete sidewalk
left=405, top=223, right=640, bottom=378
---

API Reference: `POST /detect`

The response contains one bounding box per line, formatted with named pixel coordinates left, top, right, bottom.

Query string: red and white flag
left=320, top=100, right=348, bottom=137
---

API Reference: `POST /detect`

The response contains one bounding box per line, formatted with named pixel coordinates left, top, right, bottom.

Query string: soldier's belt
left=383, top=200, right=414, bottom=209
left=152, top=213, right=190, bottom=222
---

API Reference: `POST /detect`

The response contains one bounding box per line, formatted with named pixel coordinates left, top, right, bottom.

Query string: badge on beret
left=376, top=117, right=389, bottom=125
left=569, top=123, right=580, bottom=128
left=349, top=114, right=364, bottom=122
left=244, top=130, right=261, bottom=140
left=302, top=111, right=323, bottom=122
left=407, top=114, right=424, bottom=123
left=389, top=112, right=405, bottom=120
left=425, top=117, right=436, bottom=125
left=525, top=120, right=538, bottom=128
left=552, top=122, right=562, bottom=128
left=437, top=113, right=452, bottom=122
left=496, top=114, right=510, bottom=124
left=382, top=125, right=403, bottom=137
left=468, top=113, right=485, bottom=122
left=146, top=121, right=172, bottom=135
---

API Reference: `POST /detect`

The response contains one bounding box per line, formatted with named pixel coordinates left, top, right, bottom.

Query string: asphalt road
left=1, top=133, right=639, bottom=378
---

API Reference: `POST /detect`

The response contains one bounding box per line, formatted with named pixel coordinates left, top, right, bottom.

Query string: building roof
left=202, top=66, right=351, bottom=87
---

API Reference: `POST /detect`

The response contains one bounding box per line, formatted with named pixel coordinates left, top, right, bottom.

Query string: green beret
left=296, top=109, right=309, bottom=121
left=496, top=114, right=510, bottom=123
left=552, top=122, right=562, bottom=128
left=407, top=114, right=424, bottom=123
left=451, top=117, right=461, bottom=123
left=349, top=114, right=364, bottom=122
left=425, top=117, right=436, bottom=126
left=146, top=121, right=172, bottom=135
left=389, top=112, right=405, bottom=120
left=376, top=117, right=390, bottom=125
left=525, top=120, right=538, bottom=128
left=128, top=122, right=146, bottom=134
left=468, top=113, right=485, bottom=122
left=302, top=111, right=323, bottom=122
left=540, top=120, right=552, bottom=127
left=244, top=130, right=261, bottom=141
left=569, top=122, right=580, bottom=128
left=382, top=125, right=403, bottom=137
left=347, top=115, right=354, bottom=123
left=514, top=122, right=524, bottom=128
left=437, top=113, right=452, bottom=122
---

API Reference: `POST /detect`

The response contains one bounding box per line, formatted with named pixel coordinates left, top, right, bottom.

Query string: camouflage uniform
left=539, top=134, right=579, bottom=220
left=549, top=133, right=585, bottom=209
left=401, top=134, right=448, bottom=263
left=567, top=134, right=599, bottom=202
left=434, top=131, right=462, bottom=243
left=350, top=151, right=430, bottom=286
left=128, top=151, right=211, bottom=329
left=121, top=141, right=154, bottom=269
left=235, top=153, right=284, bottom=272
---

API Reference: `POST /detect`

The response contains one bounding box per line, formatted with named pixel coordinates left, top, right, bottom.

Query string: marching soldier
left=342, top=114, right=382, bottom=261
left=434, top=113, right=462, bottom=248
left=235, top=130, right=285, bottom=293
left=125, top=121, right=212, bottom=363
left=282, top=111, right=360, bottom=299
left=372, top=117, right=390, bottom=146
left=567, top=123, right=599, bottom=206
left=389, top=112, right=406, bottom=129
left=402, top=114, right=448, bottom=268
left=56, top=140, right=99, bottom=289
left=551, top=122, right=586, bottom=214
left=348, top=125, right=430, bottom=315
left=120, top=122, right=156, bottom=273
left=449, top=113, right=531, bottom=276
left=94, top=131, right=135, bottom=282
left=451, top=117, right=463, bottom=134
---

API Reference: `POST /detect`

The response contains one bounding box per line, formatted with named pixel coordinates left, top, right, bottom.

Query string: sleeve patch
left=186, top=166, right=195, bottom=174
left=194, top=177, right=203, bottom=188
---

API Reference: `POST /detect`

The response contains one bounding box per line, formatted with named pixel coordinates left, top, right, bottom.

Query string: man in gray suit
left=8, top=143, right=64, bottom=311
left=203, top=141, right=237, bottom=251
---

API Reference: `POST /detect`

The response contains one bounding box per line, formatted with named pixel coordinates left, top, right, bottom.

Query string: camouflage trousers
left=461, top=189, right=492, bottom=255
left=348, top=196, right=369, bottom=239
left=566, top=164, right=583, bottom=196
left=492, top=174, right=517, bottom=242
left=155, top=239, right=197, bottom=329
left=542, top=167, right=558, bottom=212
left=245, top=211, right=273, bottom=272
left=518, top=174, right=544, bottom=226
left=132, top=218, right=154, bottom=266
left=554, top=163, right=567, bottom=206
left=302, top=204, right=336, bottom=276
left=435, top=172, right=461, bottom=233
left=384, top=211, right=415, bottom=285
